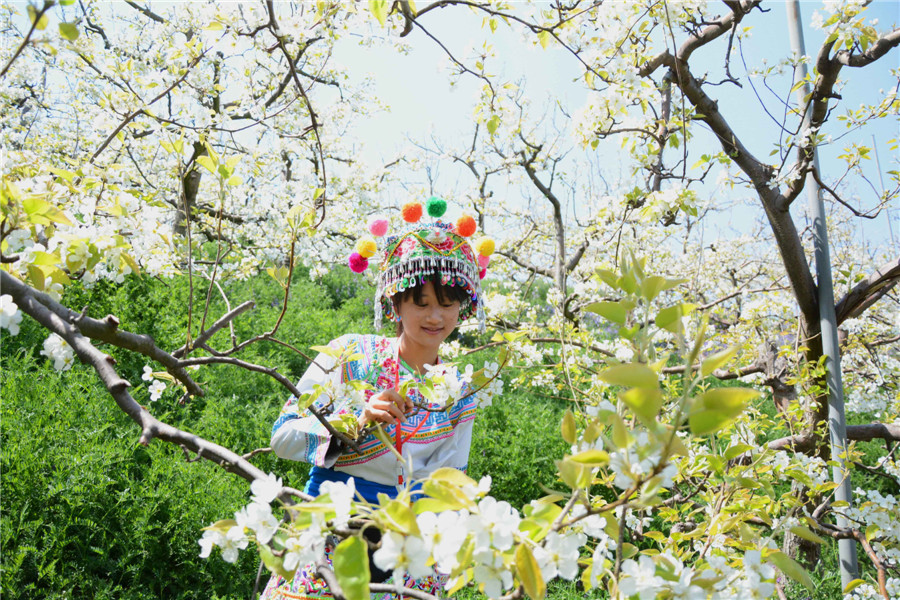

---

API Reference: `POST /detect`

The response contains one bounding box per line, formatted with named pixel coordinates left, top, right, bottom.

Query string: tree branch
left=0, top=0, right=54, bottom=79
left=838, top=28, right=900, bottom=68
left=834, top=257, right=900, bottom=324
left=768, top=423, right=900, bottom=452
left=2, top=271, right=267, bottom=484
left=1, top=271, right=203, bottom=397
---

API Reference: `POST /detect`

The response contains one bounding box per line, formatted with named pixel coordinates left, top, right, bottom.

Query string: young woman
left=259, top=206, right=492, bottom=599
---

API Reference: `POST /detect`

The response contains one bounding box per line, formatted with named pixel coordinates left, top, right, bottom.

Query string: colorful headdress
left=347, top=197, right=495, bottom=332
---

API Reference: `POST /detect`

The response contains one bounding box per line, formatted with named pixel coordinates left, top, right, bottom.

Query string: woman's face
left=395, top=280, right=461, bottom=351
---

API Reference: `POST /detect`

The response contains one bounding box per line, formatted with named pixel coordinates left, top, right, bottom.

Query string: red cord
left=392, top=348, right=428, bottom=484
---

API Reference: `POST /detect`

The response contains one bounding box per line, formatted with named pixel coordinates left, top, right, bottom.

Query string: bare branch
left=496, top=249, right=555, bottom=280
left=173, top=300, right=256, bottom=358
left=2, top=271, right=267, bottom=484
left=2, top=271, right=203, bottom=396
left=0, top=0, right=54, bottom=79
left=835, top=257, right=900, bottom=323
left=123, top=0, right=166, bottom=23
left=768, top=423, right=900, bottom=452
left=838, top=28, right=900, bottom=68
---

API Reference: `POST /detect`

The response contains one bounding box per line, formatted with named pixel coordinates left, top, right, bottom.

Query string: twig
left=0, top=0, right=54, bottom=79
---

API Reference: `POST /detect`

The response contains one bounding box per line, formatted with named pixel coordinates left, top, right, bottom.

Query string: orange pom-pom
left=401, top=202, right=423, bottom=223
left=455, top=214, right=477, bottom=237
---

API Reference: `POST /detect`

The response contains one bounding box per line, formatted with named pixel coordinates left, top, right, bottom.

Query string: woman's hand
left=358, top=389, right=414, bottom=427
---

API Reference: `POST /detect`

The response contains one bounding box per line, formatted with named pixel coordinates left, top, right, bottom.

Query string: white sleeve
left=270, top=350, right=346, bottom=467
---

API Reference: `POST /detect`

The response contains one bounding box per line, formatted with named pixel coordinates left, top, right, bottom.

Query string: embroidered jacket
left=271, top=334, right=478, bottom=488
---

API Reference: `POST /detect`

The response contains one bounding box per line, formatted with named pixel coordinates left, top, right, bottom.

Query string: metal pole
left=786, top=1, right=859, bottom=587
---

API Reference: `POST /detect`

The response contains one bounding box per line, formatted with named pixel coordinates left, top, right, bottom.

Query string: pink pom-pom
left=348, top=252, right=369, bottom=273
left=368, top=218, right=389, bottom=237
left=479, top=268, right=487, bottom=279
left=478, top=254, right=490, bottom=269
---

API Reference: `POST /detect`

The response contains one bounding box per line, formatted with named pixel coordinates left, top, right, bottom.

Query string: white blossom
left=0, top=295, right=23, bottom=336
left=250, top=472, right=284, bottom=505
left=372, top=530, right=431, bottom=582
left=41, top=333, right=75, bottom=371
left=533, top=530, right=586, bottom=581
left=319, top=478, right=355, bottom=528
left=618, top=555, right=664, bottom=600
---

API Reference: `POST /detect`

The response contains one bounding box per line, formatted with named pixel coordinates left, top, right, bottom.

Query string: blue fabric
left=304, top=465, right=398, bottom=503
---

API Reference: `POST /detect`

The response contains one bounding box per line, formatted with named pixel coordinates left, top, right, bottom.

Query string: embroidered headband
left=347, top=197, right=494, bottom=332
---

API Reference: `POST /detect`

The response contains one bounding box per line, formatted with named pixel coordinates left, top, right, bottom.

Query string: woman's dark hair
left=391, top=273, right=471, bottom=335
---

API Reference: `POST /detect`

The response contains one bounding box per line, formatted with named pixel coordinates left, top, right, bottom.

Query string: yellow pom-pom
left=355, top=237, right=377, bottom=259
left=474, top=237, right=495, bottom=257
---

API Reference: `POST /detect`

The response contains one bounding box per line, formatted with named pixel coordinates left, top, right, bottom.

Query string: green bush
left=0, top=351, right=258, bottom=599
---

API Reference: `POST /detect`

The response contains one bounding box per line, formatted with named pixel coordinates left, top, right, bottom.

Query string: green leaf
left=701, top=347, right=737, bottom=377
left=333, top=537, right=370, bottom=600
left=30, top=250, right=62, bottom=267
left=516, top=543, right=546, bottom=600
left=865, top=523, right=880, bottom=542
left=640, top=276, right=667, bottom=302
left=619, top=387, right=663, bottom=426
left=537, top=30, right=551, bottom=50
left=46, top=167, right=77, bottom=182
left=736, top=477, right=761, bottom=489
left=22, top=196, right=73, bottom=227
left=419, top=480, right=474, bottom=512
left=380, top=500, right=420, bottom=536
left=258, top=543, right=295, bottom=580
left=599, top=363, right=658, bottom=389
left=428, top=467, right=476, bottom=488
left=569, top=449, right=609, bottom=466
left=59, top=22, right=80, bottom=41
left=655, top=303, right=696, bottom=333
left=697, top=387, right=760, bottom=416
left=195, top=155, right=216, bottom=174
left=724, top=443, right=753, bottom=460
left=555, top=457, right=592, bottom=489
left=369, top=0, right=389, bottom=26
left=486, top=115, right=501, bottom=136
left=688, top=410, right=734, bottom=436
left=609, top=413, right=630, bottom=449
left=789, top=525, right=827, bottom=546
left=843, top=579, right=867, bottom=594
left=28, top=5, right=49, bottom=30
left=595, top=268, right=618, bottom=289
left=309, top=345, right=341, bottom=358
left=60, top=0, right=77, bottom=4
left=768, top=551, right=814, bottom=592
left=584, top=300, right=632, bottom=324
left=560, top=409, right=576, bottom=445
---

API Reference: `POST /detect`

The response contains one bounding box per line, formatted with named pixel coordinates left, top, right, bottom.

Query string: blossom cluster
left=842, top=488, right=900, bottom=566
left=0, top=295, right=23, bottom=336
left=40, top=333, right=75, bottom=372
left=843, top=577, right=900, bottom=600
left=142, top=366, right=167, bottom=402
left=422, top=363, right=472, bottom=408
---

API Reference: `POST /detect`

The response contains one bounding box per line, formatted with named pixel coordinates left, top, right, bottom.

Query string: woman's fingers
left=362, top=390, right=410, bottom=425
left=380, top=389, right=414, bottom=412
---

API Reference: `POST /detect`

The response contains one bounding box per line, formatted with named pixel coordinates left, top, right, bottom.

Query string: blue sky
left=333, top=1, right=899, bottom=248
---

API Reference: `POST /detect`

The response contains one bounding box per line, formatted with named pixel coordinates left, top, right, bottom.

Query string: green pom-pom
left=426, top=196, right=447, bottom=218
